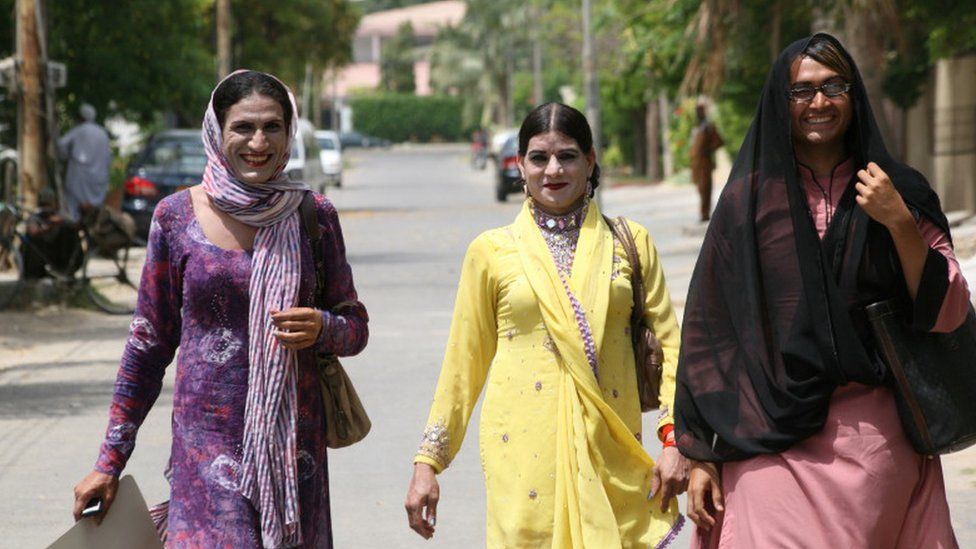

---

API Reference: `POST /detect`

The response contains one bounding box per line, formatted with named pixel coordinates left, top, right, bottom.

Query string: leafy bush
left=714, top=99, right=752, bottom=161
left=349, top=93, right=466, bottom=142
left=668, top=98, right=697, bottom=172
left=601, top=143, right=625, bottom=172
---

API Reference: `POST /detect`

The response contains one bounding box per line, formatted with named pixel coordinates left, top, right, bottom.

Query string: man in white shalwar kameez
left=57, top=103, right=112, bottom=221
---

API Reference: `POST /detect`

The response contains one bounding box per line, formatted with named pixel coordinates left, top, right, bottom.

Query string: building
left=321, top=1, right=466, bottom=131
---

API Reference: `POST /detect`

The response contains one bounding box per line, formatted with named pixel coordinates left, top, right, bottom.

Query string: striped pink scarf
left=201, top=71, right=308, bottom=548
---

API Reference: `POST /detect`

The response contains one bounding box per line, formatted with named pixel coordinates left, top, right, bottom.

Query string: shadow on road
left=0, top=377, right=173, bottom=419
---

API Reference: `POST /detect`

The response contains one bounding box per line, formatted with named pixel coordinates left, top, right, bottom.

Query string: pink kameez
left=693, top=159, right=967, bottom=548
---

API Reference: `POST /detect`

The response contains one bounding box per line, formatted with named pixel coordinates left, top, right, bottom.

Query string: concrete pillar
left=904, top=74, right=934, bottom=181
left=933, top=55, right=976, bottom=213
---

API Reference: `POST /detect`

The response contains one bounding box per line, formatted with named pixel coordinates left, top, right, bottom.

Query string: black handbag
left=299, top=192, right=371, bottom=449
left=866, top=298, right=976, bottom=455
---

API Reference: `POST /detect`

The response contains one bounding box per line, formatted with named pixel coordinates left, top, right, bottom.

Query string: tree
left=381, top=22, right=416, bottom=93
left=231, top=0, right=359, bottom=102
left=428, top=25, right=483, bottom=127
left=0, top=0, right=215, bottom=126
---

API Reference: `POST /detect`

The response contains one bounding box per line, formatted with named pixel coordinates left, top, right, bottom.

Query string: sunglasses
left=788, top=81, right=851, bottom=103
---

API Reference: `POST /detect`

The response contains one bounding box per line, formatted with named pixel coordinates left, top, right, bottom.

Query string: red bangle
left=658, top=424, right=674, bottom=443
left=662, top=436, right=677, bottom=448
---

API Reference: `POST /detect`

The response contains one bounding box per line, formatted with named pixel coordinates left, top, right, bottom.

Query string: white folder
left=48, top=475, right=163, bottom=549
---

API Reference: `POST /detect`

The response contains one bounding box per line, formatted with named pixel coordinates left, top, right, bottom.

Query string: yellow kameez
left=415, top=200, right=681, bottom=548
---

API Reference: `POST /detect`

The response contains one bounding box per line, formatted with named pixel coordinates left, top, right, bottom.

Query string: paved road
left=1, top=146, right=973, bottom=547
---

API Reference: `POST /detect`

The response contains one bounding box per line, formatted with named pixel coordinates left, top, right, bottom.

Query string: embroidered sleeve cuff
left=415, top=420, right=451, bottom=472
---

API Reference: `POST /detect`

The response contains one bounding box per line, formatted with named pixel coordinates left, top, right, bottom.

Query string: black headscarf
left=674, top=33, right=952, bottom=462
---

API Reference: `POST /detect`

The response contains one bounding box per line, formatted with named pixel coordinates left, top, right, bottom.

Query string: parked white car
left=285, top=119, right=328, bottom=192
left=314, top=130, right=343, bottom=188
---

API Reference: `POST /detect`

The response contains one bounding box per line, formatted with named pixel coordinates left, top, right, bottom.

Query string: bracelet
left=662, top=434, right=677, bottom=448
left=657, top=423, right=674, bottom=443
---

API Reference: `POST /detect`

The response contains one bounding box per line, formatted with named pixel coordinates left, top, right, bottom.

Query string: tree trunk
left=216, top=0, right=231, bottom=79
left=646, top=97, right=662, bottom=180
left=531, top=3, right=543, bottom=105
left=769, top=0, right=782, bottom=61
left=838, top=8, right=898, bottom=153
left=634, top=107, right=647, bottom=176
left=17, top=0, right=46, bottom=210
left=581, top=0, right=602, bottom=156
left=659, top=94, right=674, bottom=178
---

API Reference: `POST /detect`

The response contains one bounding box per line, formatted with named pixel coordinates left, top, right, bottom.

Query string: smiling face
left=789, top=56, right=853, bottom=152
left=220, top=93, right=288, bottom=185
left=518, top=131, right=595, bottom=215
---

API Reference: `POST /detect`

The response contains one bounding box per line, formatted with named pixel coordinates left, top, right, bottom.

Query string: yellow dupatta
left=512, top=200, right=678, bottom=547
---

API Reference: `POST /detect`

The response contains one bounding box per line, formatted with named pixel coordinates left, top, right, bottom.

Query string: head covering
left=674, top=34, right=950, bottom=463
left=79, top=103, right=96, bottom=122
left=201, top=70, right=309, bottom=547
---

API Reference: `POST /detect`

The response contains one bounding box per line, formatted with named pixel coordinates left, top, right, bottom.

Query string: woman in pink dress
left=675, top=33, right=965, bottom=548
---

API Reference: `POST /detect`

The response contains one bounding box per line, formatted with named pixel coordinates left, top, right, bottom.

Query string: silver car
left=285, top=119, right=329, bottom=192
left=315, top=130, right=343, bottom=188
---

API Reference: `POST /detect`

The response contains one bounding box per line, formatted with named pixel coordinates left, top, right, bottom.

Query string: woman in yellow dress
left=404, top=103, right=687, bottom=547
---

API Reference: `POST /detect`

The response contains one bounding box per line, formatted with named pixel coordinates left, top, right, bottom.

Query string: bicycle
left=0, top=200, right=142, bottom=314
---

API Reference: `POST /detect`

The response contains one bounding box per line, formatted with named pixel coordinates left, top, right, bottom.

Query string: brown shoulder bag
left=605, top=216, right=664, bottom=412
left=300, top=192, right=371, bottom=448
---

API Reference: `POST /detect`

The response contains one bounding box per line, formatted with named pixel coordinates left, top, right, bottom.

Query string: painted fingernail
left=428, top=517, right=436, bottom=527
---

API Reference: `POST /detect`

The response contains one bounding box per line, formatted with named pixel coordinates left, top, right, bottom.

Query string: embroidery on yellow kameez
left=417, top=419, right=450, bottom=468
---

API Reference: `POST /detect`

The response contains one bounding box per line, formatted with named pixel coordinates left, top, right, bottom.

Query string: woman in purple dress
left=72, top=71, right=368, bottom=548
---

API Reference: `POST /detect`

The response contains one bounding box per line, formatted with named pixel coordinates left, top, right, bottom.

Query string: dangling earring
left=585, top=179, right=593, bottom=198
left=521, top=178, right=527, bottom=194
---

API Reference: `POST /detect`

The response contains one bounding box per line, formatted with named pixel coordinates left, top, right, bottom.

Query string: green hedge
left=349, top=93, right=465, bottom=143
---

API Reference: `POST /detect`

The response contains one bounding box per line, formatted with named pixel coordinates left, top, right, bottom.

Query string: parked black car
left=495, top=135, right=521, bottom=202
left=121, top=130, right=206, bottom=240
left=339, top=130, right=391, bottom=149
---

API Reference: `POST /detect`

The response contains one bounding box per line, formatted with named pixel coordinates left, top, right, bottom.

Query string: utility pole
left=16, top=0, right=47, bottom=210
left=301, top=61, right=313, bottom=121
left=329, top=65, right=340, bottom=131
left=581, top=0, right=602, bottom=202
left=216, top=0, right=231, bottom=79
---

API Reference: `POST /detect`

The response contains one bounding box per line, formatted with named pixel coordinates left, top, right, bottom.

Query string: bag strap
left=603, top=215, right=645, bottom=330
left=299, top=191, right=326, bottom=308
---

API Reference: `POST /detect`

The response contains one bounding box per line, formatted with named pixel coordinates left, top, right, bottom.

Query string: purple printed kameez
left=94, top=191, right=367, bottom=548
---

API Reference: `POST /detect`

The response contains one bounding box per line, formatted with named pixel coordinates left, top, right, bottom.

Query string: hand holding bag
left=605, top=216, right=664, bottom=412
left=300, top=193, right=371, bottom=448
left=866, top=298, right=976, bottom=455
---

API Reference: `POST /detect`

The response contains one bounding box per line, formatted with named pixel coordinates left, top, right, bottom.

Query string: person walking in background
left=71, top=71, right=368, bottom=548
left=676, top=33, right=965, bottom=548
left=405, top=102, right=688, bottom=547
left=689, top=103, right=723, bottom=222
left=471, top=126, right=489, bottom=170
left=57, top=103, right=112, bottom=221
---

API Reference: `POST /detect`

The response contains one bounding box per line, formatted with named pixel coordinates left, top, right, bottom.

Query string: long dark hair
left=213, top=71, right=293, bottom=132
left=518, top=102, right=601, bottom=195
left=797, top=34, right=854, bottom=83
